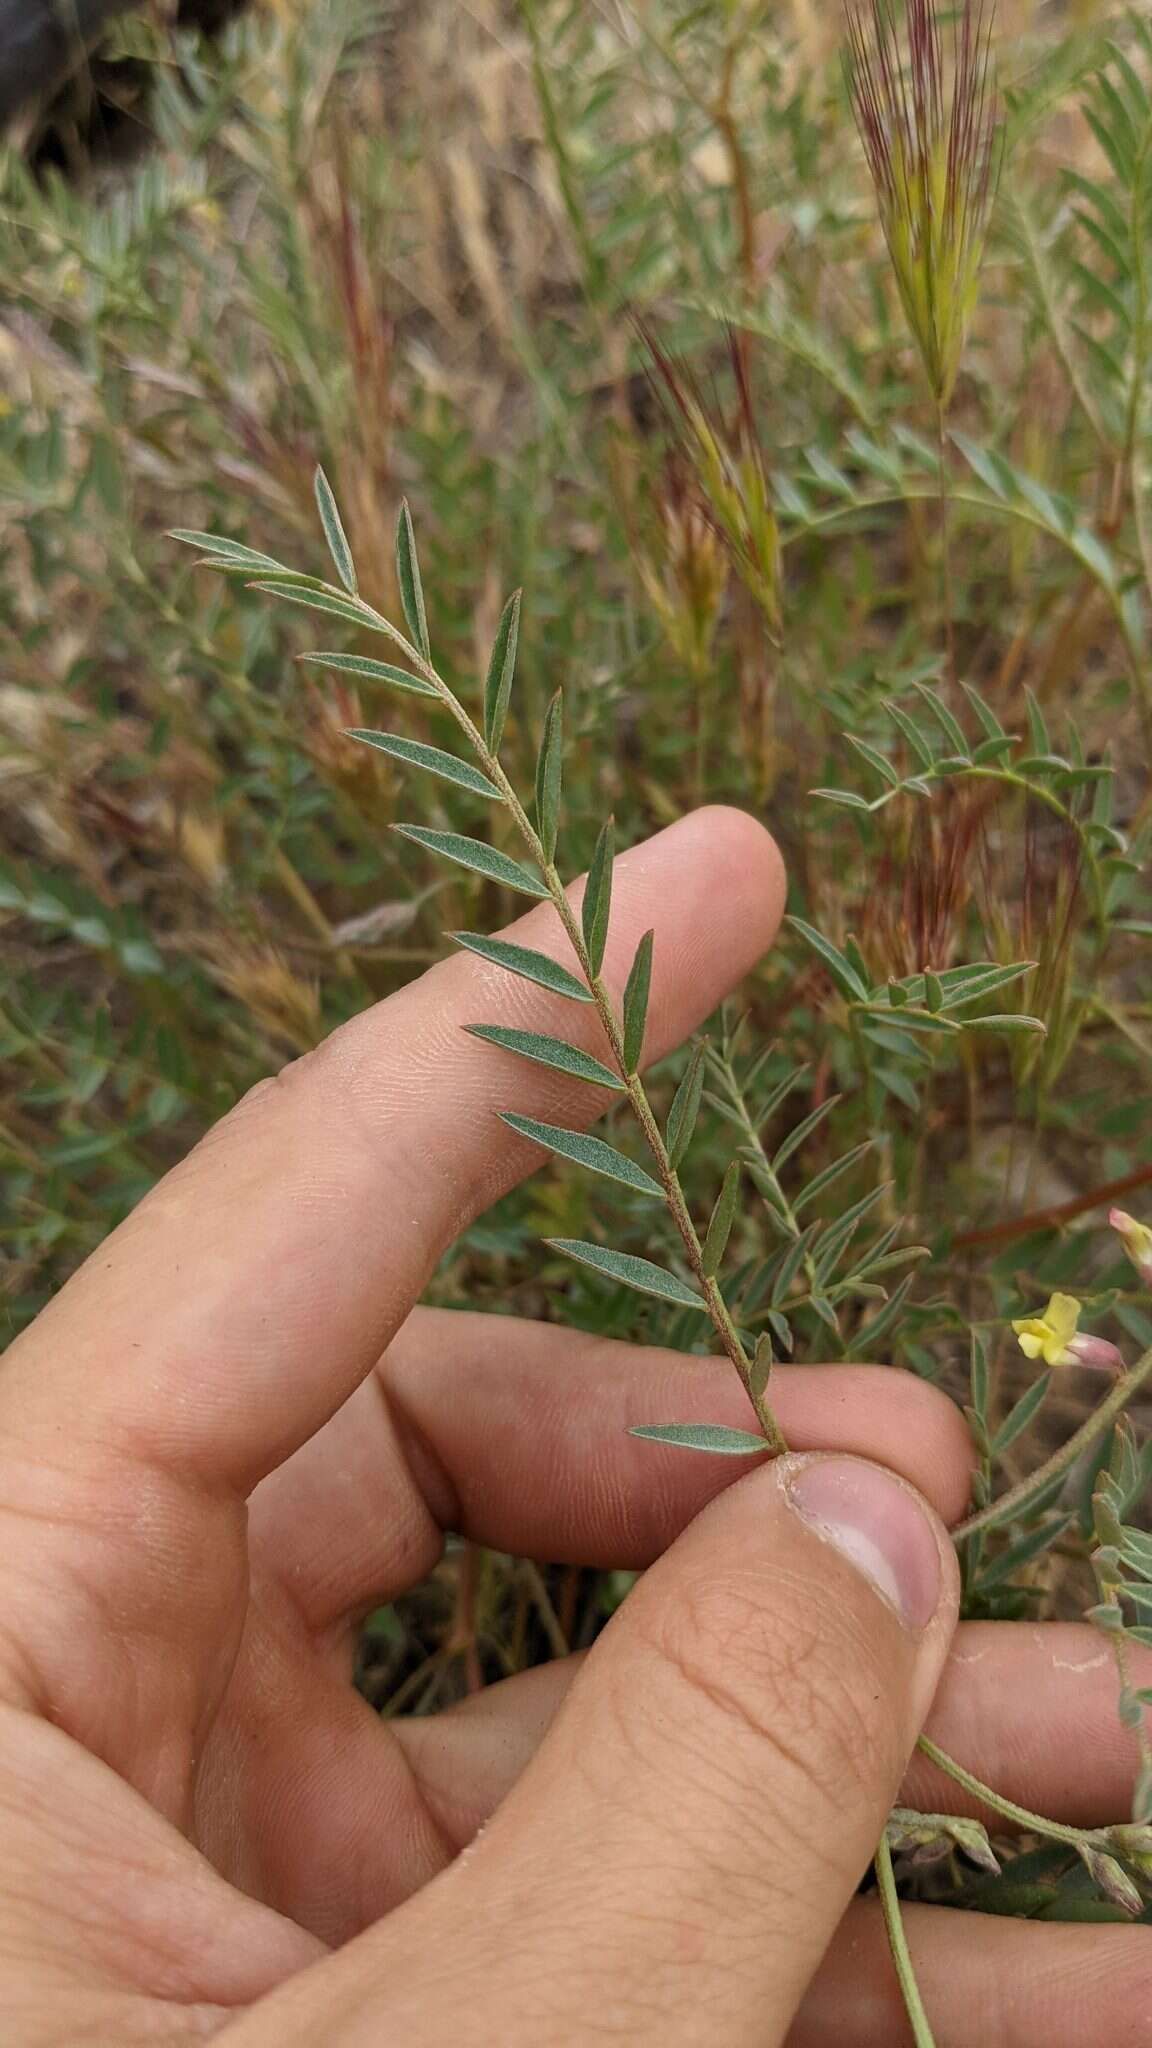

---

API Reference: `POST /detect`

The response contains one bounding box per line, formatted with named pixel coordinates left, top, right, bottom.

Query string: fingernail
left=785, top=1456, right=942, bottom=1632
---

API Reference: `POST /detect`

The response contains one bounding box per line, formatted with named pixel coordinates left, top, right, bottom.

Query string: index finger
left=4, top=808, right=785, bottom=1497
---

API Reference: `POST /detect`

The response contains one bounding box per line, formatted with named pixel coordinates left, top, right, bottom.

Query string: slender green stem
left=337, top=582, right=787, bottom=1451
left=874, top=1834, right=937, bottom=2048
left=953, top=1340, right=1152, bottom=1544
left=916, top=1735, right=1103, bottom=1851
left=711, top=1051, right=824, bottom=1305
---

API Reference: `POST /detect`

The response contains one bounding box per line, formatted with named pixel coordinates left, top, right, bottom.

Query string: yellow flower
left=1012, top=1292, right=1082, bottom=1367
left=1012, top=1292, right=1124, bottom=1375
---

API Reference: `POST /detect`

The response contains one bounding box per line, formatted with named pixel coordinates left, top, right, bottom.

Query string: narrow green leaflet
left=1020, top=688, right=1049, bottom=761
left=582, top=818, right=614, bottom=976
left=348, top=731, right=499, bottom=798
left=702, top=1161, right=740, bottom=1276
left=991, top=1371, right=1052, bottom=1457
left=484, top=590, right=521, bottom=754
left=848, top=735, right=901, bottom=787
left=749, top=1332, right=774, bottom=1402
left=228, top=569, right=329, bottom=591
left=394, top=827, right=547, bottom=898
left=466, top=1025, right=623, bottom=1089
left=885, top=699, right=937, bottom=769
left=450, top=932, right=592, bottom=1002
left=667, top=1040, right=707, bottom=1168
left=622, top=929, right=654, bottom=1074
left=912, top=682, right=970, bottom=758
left=773, top=1094, right=841, bottom=1172
left=854, top=1273, right=918, bottom=1351
left=500, top=1113, right=662, bottom=1195
left=771, top=1223, right=821, bottom=1304
left=250, top=583, right=371, bottom=630
left=170, top=530, right=285, bottom=572
left=546, top=1238, right=705, bottom=1308
left=535, top=691, right=563, bottom=861
left=395, top=500, right=430, bottom=659
left=314, top=467, right=357, bottom=595
left=300, top=652, right=438, bottom=699
left=970, top=1330, right=990, bottom=1422
left=629, top=1423, right=767, bottom=1455
left=862, top=1003, right=961, bottom=1035
left=811, top=1185, right=888, bottom=1279
left=792, top=1138, right=874, bottom=1214
left=965, top=1014, right=1046, bottom=1035
left=961, top=682, right=1008, bottom=741
left=932, top=962, right=1034, bottom=1009
left=786, top=917, right=870, bottom=1002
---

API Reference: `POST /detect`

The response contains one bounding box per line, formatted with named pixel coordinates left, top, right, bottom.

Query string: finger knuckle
left=639, top=1564, right=896, bottom=1819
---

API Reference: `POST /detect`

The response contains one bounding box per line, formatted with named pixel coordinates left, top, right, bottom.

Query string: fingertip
left=677, top=803, right=787, bottom=921
left=771, top=1366, right=975, bottom=1530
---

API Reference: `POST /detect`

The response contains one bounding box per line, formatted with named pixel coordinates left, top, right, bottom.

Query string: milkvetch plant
left=5, top=0, right=1152, bottom=2038
left=176, top=459, right=1152, bottom=2046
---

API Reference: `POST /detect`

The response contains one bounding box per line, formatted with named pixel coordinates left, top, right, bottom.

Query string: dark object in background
left=2, top=0, right=251, bottom=173
left=0, top=0, right=134, bottom=129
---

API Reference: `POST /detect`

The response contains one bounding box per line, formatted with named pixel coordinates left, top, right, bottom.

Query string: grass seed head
left=845, top=0, right=1001, bottom=406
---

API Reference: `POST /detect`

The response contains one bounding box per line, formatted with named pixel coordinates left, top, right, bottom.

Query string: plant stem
left=874, top=1833, right=937, bottom=2048
left=343, top=583, right=788, bottom=1451
left=953, top=1340, right=1152, bottom=1544
left=954, top=1158, right=1152, bottom=1250
left=712, top=1049, right=824, bottom=1306
left=915, top=1734, right=1104, bottom=1851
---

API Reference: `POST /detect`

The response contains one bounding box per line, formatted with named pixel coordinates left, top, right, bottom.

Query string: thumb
left=236, top=1453, right=958, bottom=2047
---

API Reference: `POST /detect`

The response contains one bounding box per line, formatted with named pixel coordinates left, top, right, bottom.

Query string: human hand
left=0, top=808, right=1147, bottom=2046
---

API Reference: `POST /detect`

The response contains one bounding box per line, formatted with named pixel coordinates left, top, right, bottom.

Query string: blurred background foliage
left=1, top=0, right=1151, bottom=1726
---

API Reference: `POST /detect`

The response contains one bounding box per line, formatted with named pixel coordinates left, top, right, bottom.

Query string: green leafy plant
left=5, top=0, right=1152, bottom=2035
left=178, top=461, right=1152, bottom=2043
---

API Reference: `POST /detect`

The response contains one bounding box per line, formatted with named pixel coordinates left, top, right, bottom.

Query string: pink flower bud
left=1067, top=1333, right=1125, bottom=1376
left=1110, top=1208, right=1152, bottom=1288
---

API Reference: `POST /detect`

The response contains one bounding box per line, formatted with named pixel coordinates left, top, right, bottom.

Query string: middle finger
left=247, top=1308, right=975, bottom=1640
